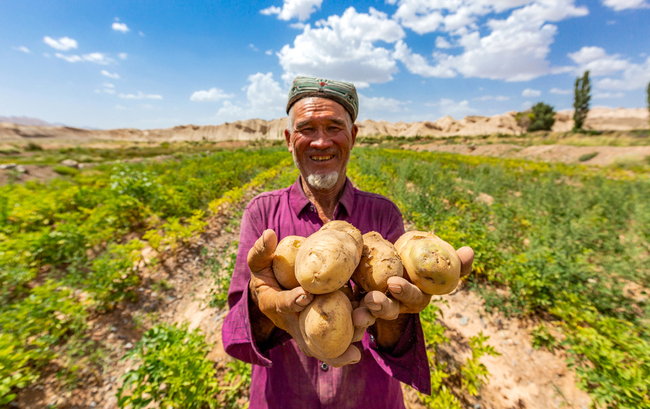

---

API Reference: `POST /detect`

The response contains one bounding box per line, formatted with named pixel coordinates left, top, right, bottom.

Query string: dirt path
left=410, top=143, right=650, bottom=166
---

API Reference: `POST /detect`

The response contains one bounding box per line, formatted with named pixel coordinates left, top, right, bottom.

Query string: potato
left=299, top=290, right=354, bottom=359
left=397, top=231, right=461, bottom=295
left=272, top=235, right=305, bottom=290
left=352, top=232, right=403, bottom=293
left=295, top=222, right=362, bottom=294
left=319, top=220, right=363, bottom=259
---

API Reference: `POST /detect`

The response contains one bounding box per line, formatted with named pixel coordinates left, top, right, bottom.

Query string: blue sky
left=1, top=0, right=649, bottom=129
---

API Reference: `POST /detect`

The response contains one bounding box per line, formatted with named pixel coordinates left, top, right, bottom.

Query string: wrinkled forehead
left=290, top=97, right=352, bottom=126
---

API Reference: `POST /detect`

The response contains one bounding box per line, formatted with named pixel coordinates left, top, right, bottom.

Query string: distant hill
left=1, top=107, right=648, bottom=143
left=0, top=116, right=57, bottom=127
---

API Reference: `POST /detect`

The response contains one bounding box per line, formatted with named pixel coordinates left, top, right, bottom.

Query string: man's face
left=285, top=97, right=358, bottom=191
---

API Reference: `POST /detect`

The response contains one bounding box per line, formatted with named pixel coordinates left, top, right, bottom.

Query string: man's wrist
left=373, top=313, right=411, bottom=351
left=248, top=286, right=276, bottom=347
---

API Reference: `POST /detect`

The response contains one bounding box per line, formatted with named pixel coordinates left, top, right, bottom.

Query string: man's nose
left=309, top=128, right=334, bottom=149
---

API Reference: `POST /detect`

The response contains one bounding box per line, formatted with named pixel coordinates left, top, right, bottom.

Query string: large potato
left=272, top=235, right=305, bottom=290
left=319, top=220, right=363, bottom=260
left=397, top=231, right=461, bottom=295
left=295, top=222, right=362, bottom=294
left=352, top=232, right=403, bottom=293
left=299, top=290, right=354, bottom=359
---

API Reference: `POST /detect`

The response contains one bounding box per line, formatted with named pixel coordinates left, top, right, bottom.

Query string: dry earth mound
left=1, top=107, right=647, bottom=143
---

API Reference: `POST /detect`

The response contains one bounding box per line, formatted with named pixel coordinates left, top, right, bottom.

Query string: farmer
left=222, top=76, right=474, bottom=408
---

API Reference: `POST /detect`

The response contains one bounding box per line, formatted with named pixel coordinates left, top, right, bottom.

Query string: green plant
left=579, top=152, right=599, bottom=162
left=527, top=102, right=556, bottom=132
left=24, top=142, right=43, bottom=152
left=574, top=70, right=591, bottom=131
left=531, top=323, right=559, bottom=352
left=208, top=242, right=238, bottom=309
left=117, top=323, right=220, bottom=409
left=461, top=332, right=500, bottom=396
left=221, top=360, right=251, bottom=409
left=53, top=165, right=79, bottom=176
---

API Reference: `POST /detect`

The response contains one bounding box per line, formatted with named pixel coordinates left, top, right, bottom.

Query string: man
left=222, top=76, right=474, bottom=408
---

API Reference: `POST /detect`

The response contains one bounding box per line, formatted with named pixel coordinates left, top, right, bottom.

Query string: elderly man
left=222, top=76, right=474, bottom=408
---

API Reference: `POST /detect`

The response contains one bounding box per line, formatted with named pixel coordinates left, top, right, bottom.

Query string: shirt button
left=310, top=205, right=315, bottom=211
left=320, top=362, right=329, bottom=371
left=370, top=334, right=375, bottom=343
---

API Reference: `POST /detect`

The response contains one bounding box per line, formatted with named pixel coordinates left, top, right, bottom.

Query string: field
left=0, top=137, right=649, bottom=409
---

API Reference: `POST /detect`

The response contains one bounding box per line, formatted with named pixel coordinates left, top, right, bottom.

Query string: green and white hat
left=286, top=76, right=359, bottom=121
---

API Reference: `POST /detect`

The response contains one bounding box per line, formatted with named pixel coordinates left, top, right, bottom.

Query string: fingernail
left=367, top=302, right=381, bottom=311
left=388, top=284, right=402, bottom=294
left=297, top=295, right=309, bottom=305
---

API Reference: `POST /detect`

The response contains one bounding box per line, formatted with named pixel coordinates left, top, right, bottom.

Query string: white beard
left=292, top=146, right=340, bottom=190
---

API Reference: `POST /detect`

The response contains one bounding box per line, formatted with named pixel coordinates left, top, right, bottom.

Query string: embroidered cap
left=286, top=76, right=359, bottom=121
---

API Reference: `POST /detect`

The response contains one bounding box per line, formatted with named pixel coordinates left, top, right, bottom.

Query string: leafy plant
left=574, top=70, right=591, bottom=131
left=579, top=152, right=599, bottom=162
left=531, top=323, right=559, bottom=352
left=24, top=142, right=43, bottom=151
left=527, top=102, right=556, bottom=132
left=117, top=323, right=220, bottom=409
left=53, top=165, right=79, bottom=176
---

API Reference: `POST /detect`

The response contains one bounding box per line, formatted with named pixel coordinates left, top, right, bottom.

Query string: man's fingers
left=364, top=291, right=400, bottom=320
left=323, top=344, right=361, bottom=368
left=352, top=305, right=376, bottom=328
left=387, top=276, right=431, bottom=314
left=248, top=229, right=278, bottom=273
left=275, top=286, right=314, bottom=314
left=457, top=246, right=475, bottom=278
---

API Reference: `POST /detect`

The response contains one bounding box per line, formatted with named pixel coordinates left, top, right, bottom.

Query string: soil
left=410, top=142, right=650, bottom=166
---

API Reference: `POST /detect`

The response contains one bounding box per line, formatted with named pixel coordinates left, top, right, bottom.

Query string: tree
left=573, top=70, right=591, bottom=131
left=528, top=102, right=556, bottom=132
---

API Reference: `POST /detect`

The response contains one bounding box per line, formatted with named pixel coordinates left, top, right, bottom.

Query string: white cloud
left=249, top=44, right=259, bottom=52
left=139, top=31, right=145, bottom=36
left=44, top=36, right=78, bottom=51
left=13, top=46, right=31, bottom=53
left=82, top=52, right=113, bottom=65
left=115, top=104, right=126, bottom=110
left=522, top=100, right=533, bottom=109
left=601, top=0, right=649, bottom=11
left=118, top=91, right=163, bottom=100
left=190, top=87, right=235, bottom=102
left=265, top=49, right=273, bottom=55
left=103, top=83, right=115, bottom=88
left=550, top=87, right=571, bottom=94
left=43, top=53, right=50, bottom=57
left=55, top=52, right=114, bottom=65
left=118, top=53, right=128, bottom=60
left=112, top=22, right=130, bottom=33
left=392, top=0, right=588, bottom=82
left=522, top=88, right=541, bottom=97
left=101, top=70, right=120, bottom=79
left=473, top=95, right=510, bottom=101
left=595, top=56, right=650, bottom=91
left=55, top=53, right=83, bottom=63
left=278, top=7, right=405, bottom=87
left=261, top=0, right=323, bottom=21
left=215, top=72, right=286, bottom=122
left=568, top=46, right=629, bottom=76
left=104, top=88, right=116, bottom=94
left=426, top=97, right=477, bottom=118
left=359, top=94, right=409, bottom=113
left=593, top=92, right=624, bottom=99
left=435, top=37, right=452, bottom=49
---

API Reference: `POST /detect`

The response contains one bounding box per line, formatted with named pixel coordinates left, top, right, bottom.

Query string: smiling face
left=285, top=97, right=358, bottom=192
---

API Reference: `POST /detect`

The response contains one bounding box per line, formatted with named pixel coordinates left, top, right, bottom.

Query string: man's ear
left=284, top=129, right=293, bottom=152
left=350, top=124, right=358, bottom=148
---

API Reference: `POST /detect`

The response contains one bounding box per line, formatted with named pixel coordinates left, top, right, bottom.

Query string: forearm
left=248, top=289, right=276, bottom=347
left=373, top=313, right=411, bottom=350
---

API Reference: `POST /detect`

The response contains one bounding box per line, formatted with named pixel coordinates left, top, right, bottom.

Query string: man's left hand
left=363, top=245, right=475, bottom=320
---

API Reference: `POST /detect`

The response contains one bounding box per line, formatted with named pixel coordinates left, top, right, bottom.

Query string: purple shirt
left=222, top=177, right=431, bottom=409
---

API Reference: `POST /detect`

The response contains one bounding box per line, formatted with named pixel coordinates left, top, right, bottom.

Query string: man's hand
left=358, top=246, right=475, bottom=349
left=248, top=229, right=364, bottom=367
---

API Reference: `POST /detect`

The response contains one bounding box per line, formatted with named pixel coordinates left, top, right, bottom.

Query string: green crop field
left=1, top=144, right=648, bottom=408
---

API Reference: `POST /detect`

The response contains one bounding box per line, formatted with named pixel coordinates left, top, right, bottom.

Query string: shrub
left=53, top=166, right=79, bottom=176
left=24, top=142, right=43, bottom=151
left=527, top=102, right=556, bottom=132
left=117, top=323, right=220, bottom=409
left=579, top=152, right=599, bottom=162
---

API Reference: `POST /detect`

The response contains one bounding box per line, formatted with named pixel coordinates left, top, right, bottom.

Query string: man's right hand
left=247, top=229, right=362, bottom=367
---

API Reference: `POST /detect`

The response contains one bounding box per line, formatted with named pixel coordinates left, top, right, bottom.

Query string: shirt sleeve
left=366, top=204, right=432, bottom=395
left=221, top=199, right=290, bottom=367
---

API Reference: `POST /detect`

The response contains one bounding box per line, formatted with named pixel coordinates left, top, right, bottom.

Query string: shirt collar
left=289, top=175, right=356, bottom=217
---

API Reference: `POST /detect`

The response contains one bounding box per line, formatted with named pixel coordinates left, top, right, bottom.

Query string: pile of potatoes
left=271, top=221, right=461, bottom=360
